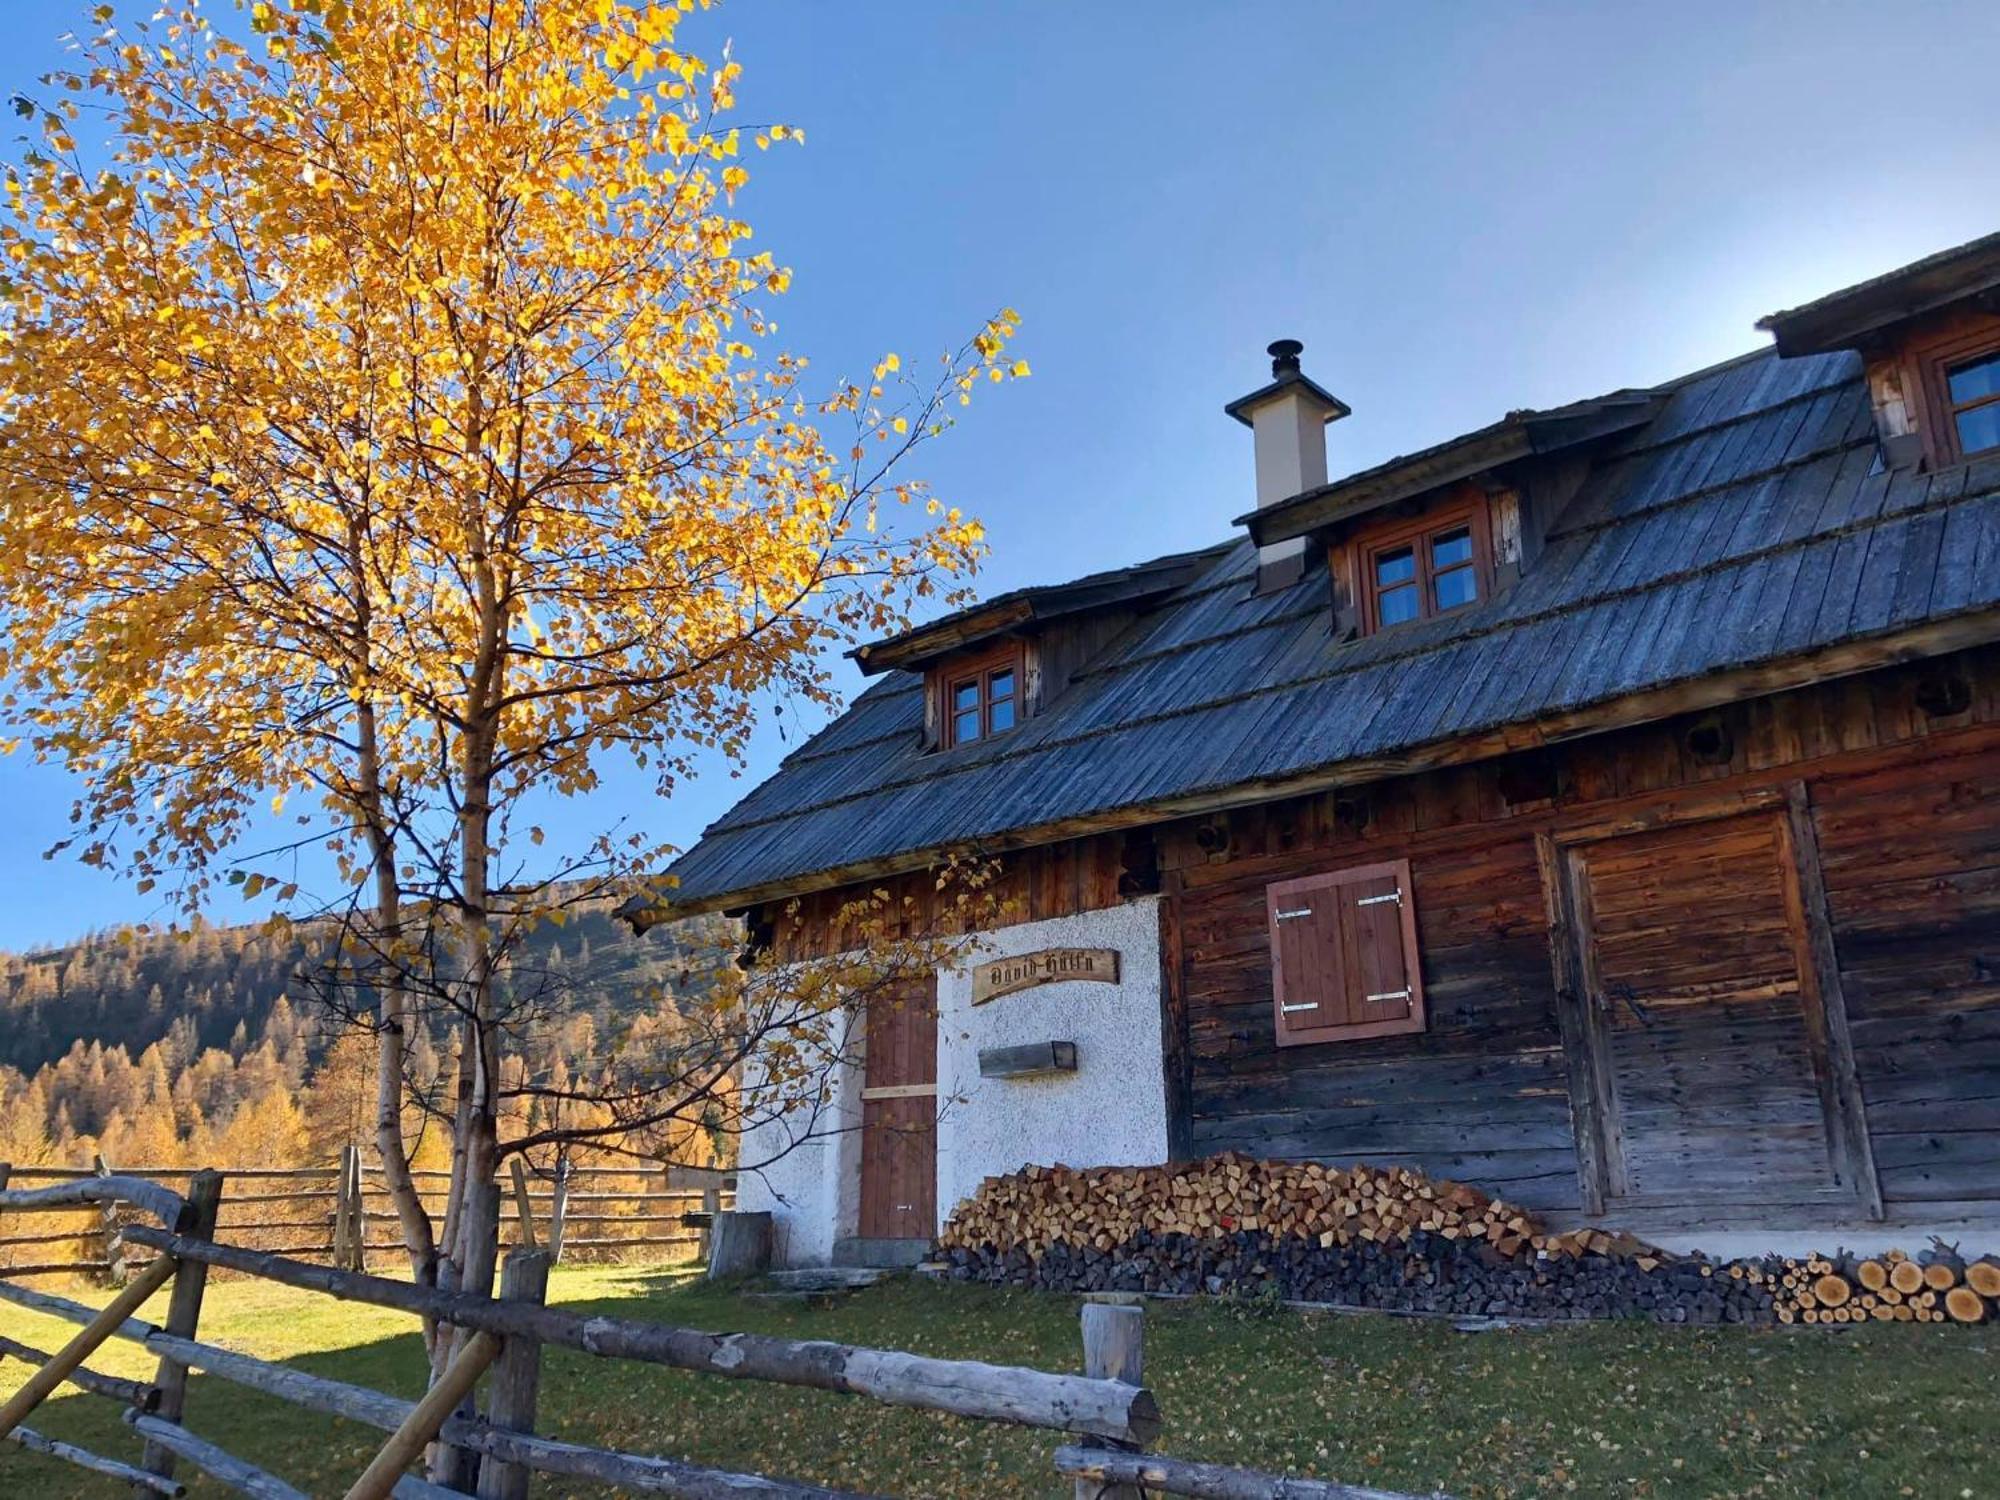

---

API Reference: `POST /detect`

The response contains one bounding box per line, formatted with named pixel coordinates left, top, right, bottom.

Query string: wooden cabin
left=635, top=233, right=2000, bottom=1268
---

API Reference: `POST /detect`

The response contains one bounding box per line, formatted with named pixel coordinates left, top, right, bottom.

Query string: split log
left=1052, top=1445, right=1446, bottom=1500
left=0, top=1277, right=158, bottom=1340
left=135, top=1312, right=884, bottom=1500
left=119, top=1224, right=1160, bottom=1444
left=0, top=1332, right=159, bottom=1409
left=0, top=1253, right=177, bottom=1438
left=0, top=1174, right=188, bottom=1228
left=5, top=1423, right=186, bottom=1495
left=124, top=1412, right=306, bottom=1500
left=463, top=1425, right=889, bottom=1499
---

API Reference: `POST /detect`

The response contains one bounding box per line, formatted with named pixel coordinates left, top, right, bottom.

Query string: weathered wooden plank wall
left=757, top=645, right=2000, bottom=1232
left=1157, top=645, right=2000, bottom=1225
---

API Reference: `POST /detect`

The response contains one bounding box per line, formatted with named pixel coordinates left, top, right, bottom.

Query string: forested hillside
left=0, top=907, right=736, bottom=1171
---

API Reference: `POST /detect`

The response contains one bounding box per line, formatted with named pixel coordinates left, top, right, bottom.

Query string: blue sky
left=1, top=0, right=1996, bottom=949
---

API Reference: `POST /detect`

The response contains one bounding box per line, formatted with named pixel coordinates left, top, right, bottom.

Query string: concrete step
left=765, top=1266, right=895, bottom=1294
left=832, top=1236, right=931, bottom=1269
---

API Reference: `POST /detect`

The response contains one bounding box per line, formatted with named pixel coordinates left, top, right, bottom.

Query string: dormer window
left=1355, top=497, right=1493, bottom=635
left=937, top=641, right=1022, bottom=749
left=1937, top=343, right=2000, bottom=460
left=1757, top=234, right=2000, bottom=473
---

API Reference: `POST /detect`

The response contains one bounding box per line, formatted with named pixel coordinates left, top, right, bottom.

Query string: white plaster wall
left=732, top=1011, right=865, bottom=1268
left=935, top=898, right=1169, bottom=1225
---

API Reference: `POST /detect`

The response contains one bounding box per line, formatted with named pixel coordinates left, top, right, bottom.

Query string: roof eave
left=1238, top=396, right=1661, bottom=548
left=624, top=606, right=2000, bottom=927
left=1758, top=234, right=2000, bottom=356
left=850, top=598, right=1037, bottom=675
left=848, top=551, right=1219, bottom=675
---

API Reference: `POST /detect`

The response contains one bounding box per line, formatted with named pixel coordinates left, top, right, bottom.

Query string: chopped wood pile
left=1772, top=1248, right=2000, bottom=1324
left=936, top=1157, right=2000, bottom=1328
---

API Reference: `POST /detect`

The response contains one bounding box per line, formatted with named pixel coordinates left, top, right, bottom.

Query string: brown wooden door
left=859, top=976, right=936, bottom=1241
left=1571, top=812, right=1849, bottom=1209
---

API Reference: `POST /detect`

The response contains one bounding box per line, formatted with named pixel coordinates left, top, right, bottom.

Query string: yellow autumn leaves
left=0, top=0, right=1026, bottom=926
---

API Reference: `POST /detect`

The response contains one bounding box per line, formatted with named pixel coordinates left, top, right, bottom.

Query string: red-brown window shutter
left=1266, top=858, right=1425, bottom=1046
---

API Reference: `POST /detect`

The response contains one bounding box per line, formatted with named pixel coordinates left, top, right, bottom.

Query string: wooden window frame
left=1353, top=497, right=1494, bottom=636
left=1266, top=857, right=1426, bottom=1047
left=934, top=640, right=1023, bottom=750
left=1906, top=313, right=2000, bottom=470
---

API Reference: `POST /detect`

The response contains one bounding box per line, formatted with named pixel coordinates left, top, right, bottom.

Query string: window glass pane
left=988, top=669, right=1014, bottom=702
left=1430, top=526, right=1473, bottom=570
left=1377, top=582, right=1419, bottom=626
left=953, top=709, right=981, bottom=744
left=988, top=697, right=1015, bottom=732
left=1433, top=565, right=1478, bottom=612
left=1957, top=401, right=2000, bottom=457
left=1374, top=545, right=1415, bottom=587
left=1947, top=351, right=2000, bottom=406
left=952, top=680, right=980, bottom=712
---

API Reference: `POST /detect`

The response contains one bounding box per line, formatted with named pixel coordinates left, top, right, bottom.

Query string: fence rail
left=0, top=1172, right=1447, bottom=1500
left=0, top=1156, right=731, bottom=1279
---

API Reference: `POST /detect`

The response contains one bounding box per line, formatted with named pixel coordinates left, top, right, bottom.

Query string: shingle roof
left=658, top=346, right=2000, bottom=913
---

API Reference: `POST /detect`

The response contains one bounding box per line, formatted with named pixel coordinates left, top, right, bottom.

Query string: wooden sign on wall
left=971, top=948, right=1120, bottom=1006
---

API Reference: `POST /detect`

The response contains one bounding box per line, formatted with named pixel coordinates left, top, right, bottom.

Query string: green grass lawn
left=2, top=1263, right=1995, bottom=1498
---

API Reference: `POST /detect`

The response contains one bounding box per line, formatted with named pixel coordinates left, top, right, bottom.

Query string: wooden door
left=1568, top=811, right=1852, bottom=1210
left=858, top=976, right=937, bottom=1241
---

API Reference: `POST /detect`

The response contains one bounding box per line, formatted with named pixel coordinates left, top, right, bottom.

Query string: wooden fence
left=0, top=1156, right=732, bottom=1280
left=0, top=1173, right=1447, bottom=1499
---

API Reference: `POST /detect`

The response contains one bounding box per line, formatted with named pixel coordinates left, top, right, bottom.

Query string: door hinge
left=1365, top=988, right=1412, bottom=1004
left=1274, top=907, right=1314, bottom=921
left=1356, top=890, right=1402, bottom=908
left=1280, top=1001, right=1320, bottom=1013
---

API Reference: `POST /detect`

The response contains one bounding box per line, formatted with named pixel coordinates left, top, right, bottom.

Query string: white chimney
left=1225, top=339, right=1349, bottom=590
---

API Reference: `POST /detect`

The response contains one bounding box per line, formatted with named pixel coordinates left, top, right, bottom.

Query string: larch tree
left=0, top=0, right=1020, bottom=1315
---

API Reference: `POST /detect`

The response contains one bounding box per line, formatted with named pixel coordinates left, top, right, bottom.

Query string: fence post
left=1075, top=1303, right=1145, bottom=1500
left=349, top=1146, right=371, bottom=1272
left=700, top=1184, right=720, bottom=1264
left=139, top=1168, right=223, bottom=1495
left=508, top=1159, right=539, bottom=1252
left=475, top=1249, right=550, bottom=1500
left=547, top=1160, right=570, bottom=1265
left=93, top=1155, right=127, bottom=1287
left=331, top=1145, right=361, bottom=1271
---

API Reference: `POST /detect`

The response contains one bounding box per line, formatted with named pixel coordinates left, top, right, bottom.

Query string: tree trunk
left=349, top=544, right=436, bottom=1295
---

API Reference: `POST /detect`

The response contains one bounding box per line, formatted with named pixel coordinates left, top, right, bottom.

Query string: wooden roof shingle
left=652, top=346, right=2000, bottom=914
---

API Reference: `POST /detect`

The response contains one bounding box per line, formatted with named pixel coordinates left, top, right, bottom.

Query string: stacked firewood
left=936, top=1158, right=2000, bottom=1329
left=1769, top=1246, right=2000, bottom=1325
left=938, top=1156, right=1546, bottom=1259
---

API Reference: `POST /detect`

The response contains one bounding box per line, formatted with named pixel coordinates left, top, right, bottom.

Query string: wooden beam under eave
left=641, top=608, right=2000, bottom=922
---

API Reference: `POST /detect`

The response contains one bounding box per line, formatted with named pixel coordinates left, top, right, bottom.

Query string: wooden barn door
left=1546, top=791, right=1880, bottom=1218
left=858, top=975, right=937, bottom=1242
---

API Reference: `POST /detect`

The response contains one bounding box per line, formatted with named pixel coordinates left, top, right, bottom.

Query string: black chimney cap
left=1223, top=339, right=1349, bottom=427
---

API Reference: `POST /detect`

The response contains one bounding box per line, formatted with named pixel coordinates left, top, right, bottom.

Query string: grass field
left=1, top=1263, right=1996, bottom=1498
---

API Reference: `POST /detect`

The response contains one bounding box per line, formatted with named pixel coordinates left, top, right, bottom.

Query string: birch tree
left=0, top=0, right=1020, bottom=1302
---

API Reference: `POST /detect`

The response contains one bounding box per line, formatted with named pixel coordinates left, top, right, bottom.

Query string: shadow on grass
left=8, top=1275, right=2000, bottom=1498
